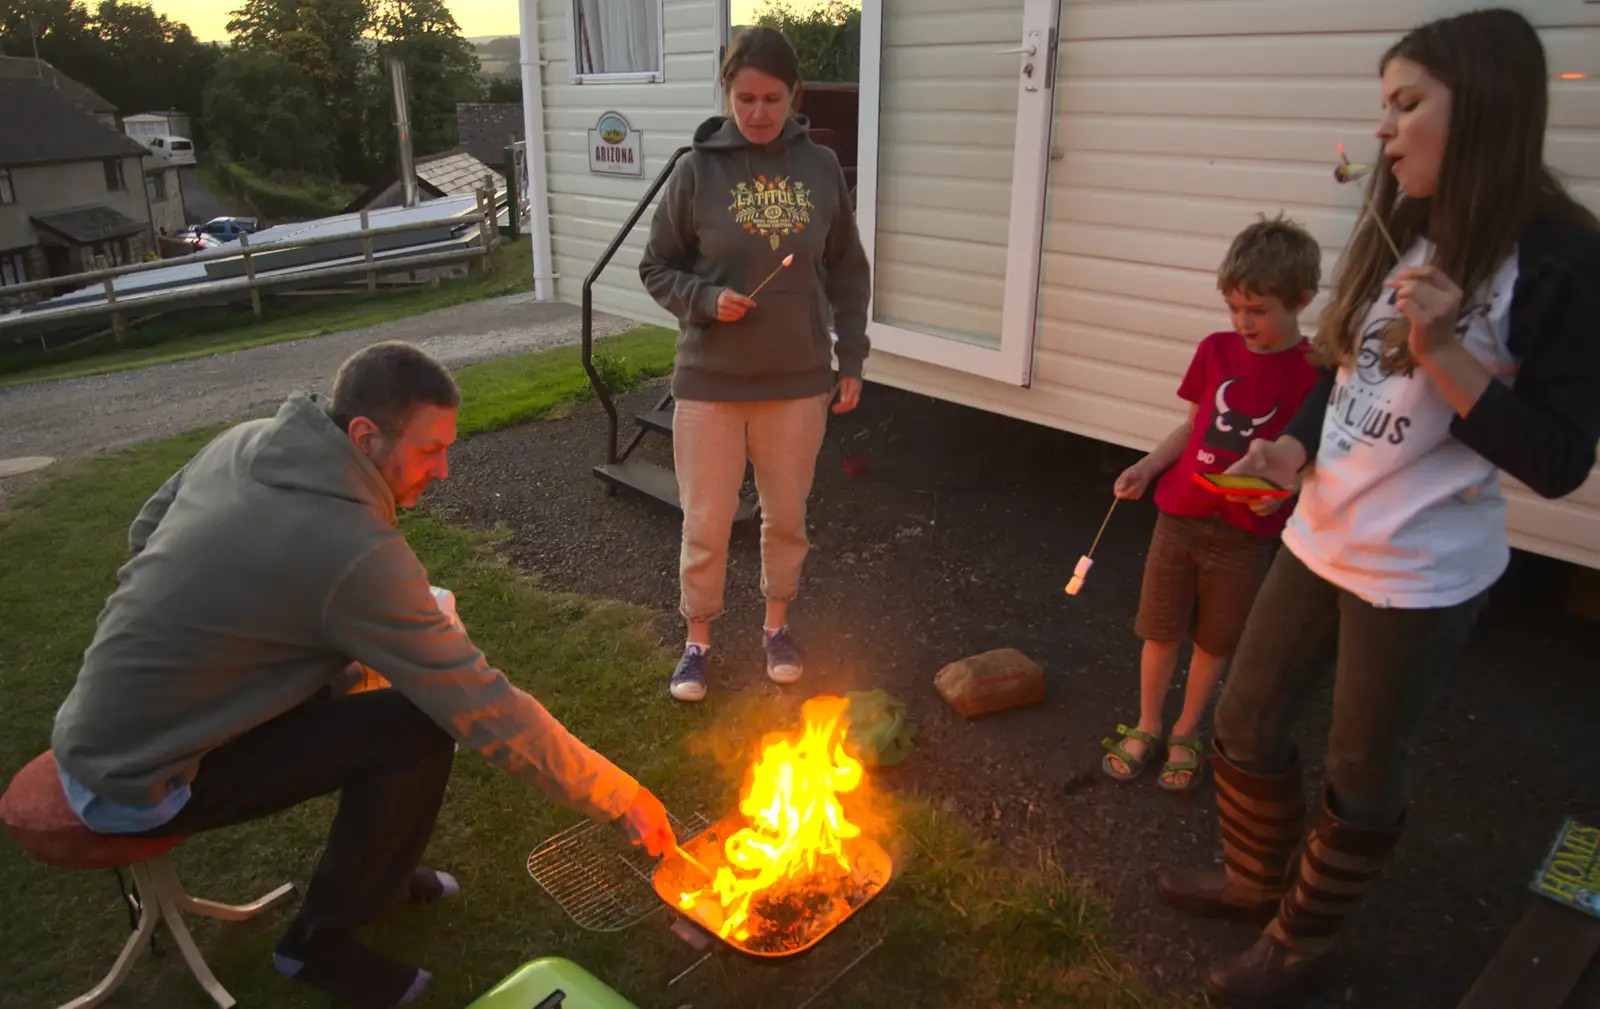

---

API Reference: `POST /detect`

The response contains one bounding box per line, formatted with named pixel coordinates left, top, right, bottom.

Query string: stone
left=0, top=456, right=55, bottom=479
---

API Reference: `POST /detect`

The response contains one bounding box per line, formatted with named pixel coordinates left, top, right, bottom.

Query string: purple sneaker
left=670, top=645, right=708, bottom=702
left=763, top=628, right=805, bottom=685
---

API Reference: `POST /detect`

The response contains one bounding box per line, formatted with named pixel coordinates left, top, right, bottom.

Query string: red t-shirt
left=1153, top=331, right=1322, bottom=537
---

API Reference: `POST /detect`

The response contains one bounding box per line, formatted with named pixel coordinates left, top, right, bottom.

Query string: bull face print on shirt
left=1203, top=379, right=1279, bottom=456
left=730, top=175, right=813, bottom=250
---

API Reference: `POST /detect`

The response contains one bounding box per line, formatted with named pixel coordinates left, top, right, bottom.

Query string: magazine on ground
left=1530, top=817, right=1600, bottom=919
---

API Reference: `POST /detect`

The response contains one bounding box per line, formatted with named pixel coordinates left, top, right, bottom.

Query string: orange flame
left=678, top=695, right=864, bottom=941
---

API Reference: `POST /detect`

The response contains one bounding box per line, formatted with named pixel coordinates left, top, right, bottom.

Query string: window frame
left=0, top=248, right=27, bottom=287
left=146, top=170, right=167, bottom=201
left=104, top=158, right=126, bottom=192
left=0, top=167, right=14, bottom=205
left=567, top=0, right=665, bottom=85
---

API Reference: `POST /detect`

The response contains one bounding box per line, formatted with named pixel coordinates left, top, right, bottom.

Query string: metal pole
left=388, top=54, right=418, bottom=208
left=239, top=232, right=262, bottom=318
left=360, top=210, right=376, bottom=293
left=518, top=0, right=555, bottom=300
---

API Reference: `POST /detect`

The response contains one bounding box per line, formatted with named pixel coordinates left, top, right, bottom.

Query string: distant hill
left=472, top=36, right=520, bottom=78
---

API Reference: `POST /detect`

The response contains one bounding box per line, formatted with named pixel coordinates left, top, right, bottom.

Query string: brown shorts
left=1134, top=512, right=1275, bottom=657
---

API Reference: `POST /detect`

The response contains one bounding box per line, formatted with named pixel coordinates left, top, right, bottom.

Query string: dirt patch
left=429, top=378, right=1600, bottom=1009
left=0, top=295, right=634, bottom=461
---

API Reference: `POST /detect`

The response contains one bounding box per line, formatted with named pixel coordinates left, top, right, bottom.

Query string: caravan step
left=636, top=408, right=674, bottom=436
left=594, top=460, right=756, bottom=522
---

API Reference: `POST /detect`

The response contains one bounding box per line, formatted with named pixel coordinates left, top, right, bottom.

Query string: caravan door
left=856, top=0, right=1059, bottom=386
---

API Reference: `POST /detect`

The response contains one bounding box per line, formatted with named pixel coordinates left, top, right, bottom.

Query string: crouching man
left=50, top=341, right=675, bottom=1008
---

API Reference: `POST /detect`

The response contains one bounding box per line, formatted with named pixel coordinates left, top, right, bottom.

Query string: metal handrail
left=582, top=145, right=691, bottom=464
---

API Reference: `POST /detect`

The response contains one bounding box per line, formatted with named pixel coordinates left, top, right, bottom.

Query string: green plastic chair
left=465, top=957, right=639, bottom=1009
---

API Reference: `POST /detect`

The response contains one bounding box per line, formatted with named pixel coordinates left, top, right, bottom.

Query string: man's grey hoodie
left=639, top=115, right=871, bottom=402
left=51, top=394, right=639, bottom=822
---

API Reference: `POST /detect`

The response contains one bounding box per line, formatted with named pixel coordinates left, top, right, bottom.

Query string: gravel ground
left=0, top=294, right=635, bottom=461
left=428, top=378, right=1600, bottom=1009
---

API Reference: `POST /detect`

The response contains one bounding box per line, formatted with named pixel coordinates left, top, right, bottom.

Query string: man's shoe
left=763, top=627, right=804, bottom=684
left=670, top=646, right=708, bottom=702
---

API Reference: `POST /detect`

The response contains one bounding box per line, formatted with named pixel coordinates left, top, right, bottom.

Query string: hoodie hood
left=249, top=393, right=396, bottom=524
left=692, top=114, right=811, bottom=152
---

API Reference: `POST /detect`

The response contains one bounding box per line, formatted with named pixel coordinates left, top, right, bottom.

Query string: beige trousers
left=673, top=394, right=831, bottom=623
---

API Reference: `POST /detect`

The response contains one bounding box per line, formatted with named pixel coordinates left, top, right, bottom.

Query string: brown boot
left=1206, top=788, right=1404, bottom=1007
left=1157, top=741, right=1303, bottom=924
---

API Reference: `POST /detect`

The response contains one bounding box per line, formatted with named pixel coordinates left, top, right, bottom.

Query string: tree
left=362, top=0, right=481, bottom=175
left=753, top=1, right=859, bottom=84
left=202, top=49, right=333, bottom=174
left=226, top=0, right=371, bottom=180
left=1, top=1, right=218, bottom=137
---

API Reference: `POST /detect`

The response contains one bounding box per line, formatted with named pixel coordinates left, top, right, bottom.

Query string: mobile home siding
left=860, top=0, right=1600, bottom=569
left=537, top=0, right=719, bottom=325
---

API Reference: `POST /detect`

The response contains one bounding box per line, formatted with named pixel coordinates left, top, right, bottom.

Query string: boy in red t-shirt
left=1101, top=214, right=1324, bottom=792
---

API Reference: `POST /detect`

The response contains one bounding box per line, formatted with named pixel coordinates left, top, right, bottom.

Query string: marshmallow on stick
left=1065, top=497, right=1120, bottom=596
left=748, top=253, right=794, bottom=298
left=1336, top=144, right=1402, bottom=260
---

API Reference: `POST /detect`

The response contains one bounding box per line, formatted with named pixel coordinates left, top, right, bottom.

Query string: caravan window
left=570, top=0, right=663, bottom=84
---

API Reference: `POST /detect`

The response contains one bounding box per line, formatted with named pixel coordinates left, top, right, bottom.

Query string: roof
left=416, top=151, right=504, bottom=196
left=0, top=79, right=149, bottom=168
left=0, top=57, right=116, bottom=114
left=32, top=205, right=147, bottom=244
left=343, top=150, right=505, bottom=214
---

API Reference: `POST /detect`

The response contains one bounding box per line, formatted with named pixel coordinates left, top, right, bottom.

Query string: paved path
left=0, top=294, right=635, bottom=461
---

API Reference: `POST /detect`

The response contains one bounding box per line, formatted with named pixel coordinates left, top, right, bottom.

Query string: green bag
left=842, top=689, right=917, bottom=767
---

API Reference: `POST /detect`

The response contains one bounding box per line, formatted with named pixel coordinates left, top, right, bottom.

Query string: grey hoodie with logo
left=51, top=394, right=640, bottom=823
left=639, top=115, right=871, bottom=402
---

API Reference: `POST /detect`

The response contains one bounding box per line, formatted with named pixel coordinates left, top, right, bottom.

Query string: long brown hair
left=720, top=26, right=803, bottom=115
left=1314, top=8, right=1599, bottom=372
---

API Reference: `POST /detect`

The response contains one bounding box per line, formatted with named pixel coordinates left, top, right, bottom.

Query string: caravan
left=513, top=0, right=1600, bottom=570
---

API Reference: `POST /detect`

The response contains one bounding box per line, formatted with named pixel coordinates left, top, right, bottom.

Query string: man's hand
left=1113, top=460, right=1156, bottom=500
left=616, top=787, right=676, bottom=857
left=1224, top=438, right=1306, bottom=515
left=833, top=376, right=863, bottom=414
left=716, top=289, right=757, bottom=322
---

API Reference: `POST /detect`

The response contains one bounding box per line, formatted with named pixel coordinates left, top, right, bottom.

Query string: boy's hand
left=1114, top=461, right=1156, bottom=500
left=1224, top=438, right=1305, bottom=513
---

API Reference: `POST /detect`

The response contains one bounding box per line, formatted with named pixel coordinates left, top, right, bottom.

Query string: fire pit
left=650, top=695, right=893, bottom=958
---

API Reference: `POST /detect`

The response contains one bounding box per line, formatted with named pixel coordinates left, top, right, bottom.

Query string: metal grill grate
left=526, top=809, right=710, bottom=932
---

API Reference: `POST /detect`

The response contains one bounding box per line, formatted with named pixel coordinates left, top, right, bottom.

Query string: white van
left=140, top=134, right=196, bottom=167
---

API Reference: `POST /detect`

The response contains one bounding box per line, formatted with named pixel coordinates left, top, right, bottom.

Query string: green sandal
left=1101, top=724, right=1161, bottom=781
left=1158, top=733, right=1206, bottom=793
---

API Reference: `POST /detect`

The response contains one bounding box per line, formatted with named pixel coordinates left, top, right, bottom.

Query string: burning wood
left=653, top=696, right=892, bottom=957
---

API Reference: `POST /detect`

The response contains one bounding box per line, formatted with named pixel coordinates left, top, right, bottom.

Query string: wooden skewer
left=747, top=253, right=794, bottom=299
left=1336, top=147, right=1403, bottom=262
left=673, top=843, right=713, bottom=877
left=1066, top=497, right=1120, bottom=596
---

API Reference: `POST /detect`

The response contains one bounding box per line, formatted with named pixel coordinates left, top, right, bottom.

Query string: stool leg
left=59, top=862, right=164, bottom=1009
left=146, top=855, right=238, bottom=1009
left=148, top=855, right=297, bottom=922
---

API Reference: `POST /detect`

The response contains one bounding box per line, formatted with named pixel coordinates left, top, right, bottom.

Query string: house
left=123, top=111, right=193, bottom=140
left=0, top=56, right=118, bottom=130
left=0, top=78, right=158, bottom=294
left=510, top=0, right=1600, bottom=571
left=343, top=150, right=506, bottom=215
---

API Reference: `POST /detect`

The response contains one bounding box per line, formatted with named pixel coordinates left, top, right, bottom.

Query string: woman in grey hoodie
left=639, top=26, right=871, bottom=702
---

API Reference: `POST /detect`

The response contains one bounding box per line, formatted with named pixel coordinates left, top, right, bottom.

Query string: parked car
left=139, top=134, right=196, bottom=167
left=178, top=216, right=260, bottom=245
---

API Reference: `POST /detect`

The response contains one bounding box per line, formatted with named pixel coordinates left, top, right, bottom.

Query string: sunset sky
left=142, top=2, right=826, bottom=43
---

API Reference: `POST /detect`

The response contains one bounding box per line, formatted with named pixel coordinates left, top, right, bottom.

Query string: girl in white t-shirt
left=1155, top=9, right=1600, bottom=1005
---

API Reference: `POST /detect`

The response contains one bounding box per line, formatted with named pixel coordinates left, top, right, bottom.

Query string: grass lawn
left=0, top=242, right=534, bottom=389
left=0, top=337, right=1198, bottom=1009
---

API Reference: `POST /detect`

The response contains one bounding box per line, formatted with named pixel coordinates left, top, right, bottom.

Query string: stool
left=0, top=751, right=296, bottom=1009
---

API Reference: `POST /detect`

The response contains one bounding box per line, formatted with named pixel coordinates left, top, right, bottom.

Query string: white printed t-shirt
left=1283, top=237, right=1520, bottom=609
